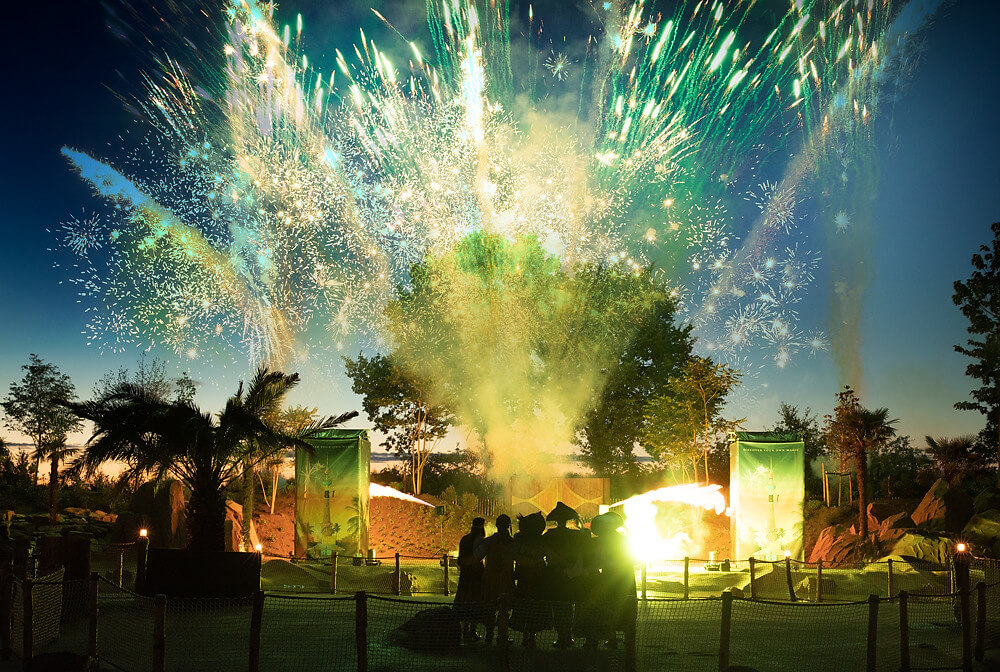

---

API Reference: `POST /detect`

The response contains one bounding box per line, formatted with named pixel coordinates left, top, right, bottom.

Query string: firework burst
left=58, top=0, right=934, bottom=381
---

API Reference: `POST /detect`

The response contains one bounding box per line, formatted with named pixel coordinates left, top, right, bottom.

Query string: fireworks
left=59, top=0, right=934, bottom=380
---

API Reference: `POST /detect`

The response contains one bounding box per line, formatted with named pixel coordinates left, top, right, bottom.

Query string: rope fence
left=2, top=556, right=999, bottom=671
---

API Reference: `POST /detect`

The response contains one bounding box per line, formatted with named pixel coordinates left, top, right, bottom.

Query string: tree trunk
left=241, top=459, right=254, bottom=549
left=48, top=454, right=59, bottom=523
left=856, top=449, right=869, bottom=537
left=186, top=480, right=228, bottom=552
left=270, top=469, right=279, bottom=515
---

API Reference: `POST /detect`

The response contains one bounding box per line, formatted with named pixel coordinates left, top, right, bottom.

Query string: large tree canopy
left=2, top=354, right=83, bottom=518
left=343, top=352, right=455, bottom=494
left=384, top=231, right=694, bottom=478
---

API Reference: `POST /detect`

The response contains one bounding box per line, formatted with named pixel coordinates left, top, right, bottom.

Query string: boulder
left=795, top=576, right=837, bottom=601
left=128, top=480, right=187, bottom=548
left=974, top=490, right=1000, bottom=514
left=808, top=524, right=866, bottom=566
left=62, top=507, right=88, bottom=518
left=110, top=511, right=147, bottom=544
left=962, top=509, right=1000, bottom=556
left=224, top=501, right=244, bottom=552
left=911, top=479, right=974, bottom=533
left=884, top=531, right=951, bottom=567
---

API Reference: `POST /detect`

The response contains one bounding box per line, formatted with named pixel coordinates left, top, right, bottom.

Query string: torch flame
left=611, top=483, right=728, bottom=563
left=369, top=483, right=436, bottom=507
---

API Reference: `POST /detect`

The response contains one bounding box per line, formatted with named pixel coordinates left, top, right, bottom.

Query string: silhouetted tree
left=953, top=221, right=1000, bottom=480
left=67, top=368, right=353, bottom=551
left=2, top=354, right=82, bottom=518
left=770, top=403, right=827, bottom=497
left=924, top=435, right=988, bottom=484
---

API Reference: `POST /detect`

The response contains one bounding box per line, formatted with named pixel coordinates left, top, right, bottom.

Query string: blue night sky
left=0, top=0, right=997, bottom=450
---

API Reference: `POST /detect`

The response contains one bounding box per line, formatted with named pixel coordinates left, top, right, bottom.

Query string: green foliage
left=2, top=354, right=82, bottom=473
left=770, top=402, right=827, bottom=497
left=952, top=221, right=1000, bottom=470
left=575, top=273, right=695, bottom=476
left=93, top=354, right=197, bottom=404
left=642, top=356, right=741, bottom=482
left=385, top=231, right=694, bottom=479
left=868, top=435, right=931, bottom=499
left=67, top=368, right=348, bottom=551
left=343, top=353, right=455, bottom=494
left=923, top=435, right=990, bottom=484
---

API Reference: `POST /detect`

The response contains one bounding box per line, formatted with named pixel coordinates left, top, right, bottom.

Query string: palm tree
left=826, top=387, right=897, bottom=537
left=40, top=440, right=78, bottom=522
left=924, top=435, right=985, bottom=483
left=66, top=368, right=355, bottom=552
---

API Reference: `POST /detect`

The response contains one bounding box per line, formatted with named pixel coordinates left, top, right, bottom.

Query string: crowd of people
left=453, top=501, right=636, bottom=650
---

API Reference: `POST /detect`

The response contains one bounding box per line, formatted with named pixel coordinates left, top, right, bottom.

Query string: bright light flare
left=611, top=484, right=727, bottom=563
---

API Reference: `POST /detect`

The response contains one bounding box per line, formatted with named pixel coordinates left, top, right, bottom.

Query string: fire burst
left=613, top=484, right=727, bottom=562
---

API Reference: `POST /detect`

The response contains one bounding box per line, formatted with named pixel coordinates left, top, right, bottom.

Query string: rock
left=808, top=524, right=866, bottom=566
left=885, top=531, right=951, bottom=567
left=62, top=507, right=88, bottom=517
left=962, top=509, right=1000, bottom=556
left=129, top=480, right=187, bottom=548
left=225, top=500, right=243, bottom=552
left=391, top=606, right=460, bottom=651
left=795, top=576, right=837, bottom=600
left=89, top=510, right=108, bottom=519
left=911, top=479, right=974, bottom=533
left=974, top=490, right=1000, bottom=514
left=110, top=511, right=146, bottom=544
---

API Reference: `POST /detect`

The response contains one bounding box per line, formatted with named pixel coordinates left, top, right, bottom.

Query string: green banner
left=730, top=438, right=804, bottom=560
left=294, top=429, right=370, bottom=558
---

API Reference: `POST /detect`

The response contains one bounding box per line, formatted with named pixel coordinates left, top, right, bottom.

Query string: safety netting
left=729, top=597, right=870, bottom=672
left=258, top=594, right=356, bottom=671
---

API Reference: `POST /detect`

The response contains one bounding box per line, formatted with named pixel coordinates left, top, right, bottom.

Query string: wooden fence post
left=153, top=594, right=166, bottom=672
left=899, top=590, right=910, bottom=672
left=749, top=558, right=757, bottom=600
left=816, top=560, right=823, bottom=602
left=135, top=537, right=150, bottom=594
left=865, top=594, right=879, bottom=672
left=249, top=590, right=265, bottom=672
left=443, top=554, right=450, bottom=596
left=719, top=590, right=733, bottom=672
left=960, top=585, right=972, bottom=672
left=683, top=557, right=690, bottom=600
left=21, top=578, right=32, bottom=666
left=887, top=559, right=894, bottom=598
left=785, top=557, right=796, bottom=601
left=88, top=572, right=99, bottom=664
left=975, top=582, right=986, bottom=663
left=394, top=553, right=401, bottom=596
left=641, top=563, right=647, bottom=600
left=355, top=592, right=368, bottom=672
left=330, top=552, right=338, bottom=594
left=0, top=571, right=12, bottom=660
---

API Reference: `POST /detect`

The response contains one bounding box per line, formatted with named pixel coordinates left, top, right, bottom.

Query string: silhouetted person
left=543, top=501, right=583, bottom=648
left=589, top=511, right=636, bottom=648
left=510, top=512, right=550, bottom=647
left=455, top=517, right=485, bottom=640
left=476, top=514, right=516, bottom=645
